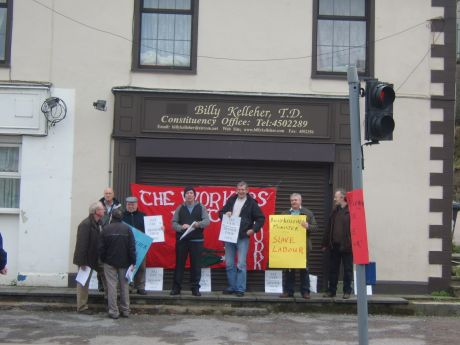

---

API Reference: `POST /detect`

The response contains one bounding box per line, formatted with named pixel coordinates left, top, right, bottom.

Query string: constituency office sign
left=142, top=98, right=331, bottom=138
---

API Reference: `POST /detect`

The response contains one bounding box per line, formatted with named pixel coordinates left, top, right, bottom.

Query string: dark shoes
left=78, top=309, right=94, bottom=315
left=322, top=291, right=336, bottom=298
left=343, top=293, right=351, bottom=299
left=302, top=292, right=311, bottom=299
left=120, top=312, right=129, bottom=318
left=222, top=289, right=243, bottom=296
left=108, top=313, right=119, bottom=319
left=192, top=290, right=201, bottom=297
left=279, top=292, right=294, bottom=298
left=170, top=289, right=181, bottom=296
left=137, top=289, right=147, bottom=295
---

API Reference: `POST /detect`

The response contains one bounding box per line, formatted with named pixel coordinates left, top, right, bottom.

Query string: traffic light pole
left=347, top=65, right=369, bottom=345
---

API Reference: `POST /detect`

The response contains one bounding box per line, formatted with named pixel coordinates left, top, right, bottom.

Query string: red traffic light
left=365, top=80, right=396, bottom=142
left=371, top=84, right=395, bottom=108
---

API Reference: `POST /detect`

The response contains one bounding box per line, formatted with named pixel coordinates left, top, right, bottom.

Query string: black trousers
left=283, top=268, right=310, bottom=294
left=172, top=240, right=203, bottom=291
left=327, top=244, right=353, bottom=294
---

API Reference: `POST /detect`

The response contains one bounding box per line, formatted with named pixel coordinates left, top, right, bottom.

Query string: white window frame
left=0, top=143, right=21, bottom=213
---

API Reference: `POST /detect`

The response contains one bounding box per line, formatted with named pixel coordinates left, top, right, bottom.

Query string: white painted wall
left=15, top=88, right=75, bottom=286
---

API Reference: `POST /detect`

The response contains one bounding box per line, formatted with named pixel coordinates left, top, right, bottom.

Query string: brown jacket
left=322, top=205, right=352, bottom=253
left=73, top=215, right=102, bottom=269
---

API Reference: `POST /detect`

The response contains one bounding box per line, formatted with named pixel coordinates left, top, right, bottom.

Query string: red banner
left=131, top=184, right=277, bottom=270
left=346, top=189, right=370, bottom=264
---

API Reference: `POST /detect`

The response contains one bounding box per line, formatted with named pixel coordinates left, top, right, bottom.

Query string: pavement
left=1, top=286, right=460, bottom=317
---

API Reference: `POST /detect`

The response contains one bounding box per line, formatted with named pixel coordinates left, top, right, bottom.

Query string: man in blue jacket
left=219, top=181, right=265, bottom=297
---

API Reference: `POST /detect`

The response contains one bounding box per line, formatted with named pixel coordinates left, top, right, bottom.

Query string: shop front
left=112, top=89, right=351, bottom=291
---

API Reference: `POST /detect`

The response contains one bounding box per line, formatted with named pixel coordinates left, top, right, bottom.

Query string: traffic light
left=365, top=79, right=395, bottom=142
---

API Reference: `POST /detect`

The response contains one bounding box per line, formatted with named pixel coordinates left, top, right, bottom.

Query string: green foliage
left=453, top=243, right=460, bottom=254
left=455, top=127, right=460, bottom=170
left=431, top=290, right=452, bottom=298
left=452, top=266, right=460, bottom=277
left=454, top=127, right=460, bottom=200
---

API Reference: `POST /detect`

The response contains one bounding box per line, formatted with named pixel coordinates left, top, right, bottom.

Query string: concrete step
left=3, top=286, right=460, bottom=316
left=0, top=286, right=411, bottom=316
left=0, top=301, right=269, bottom=316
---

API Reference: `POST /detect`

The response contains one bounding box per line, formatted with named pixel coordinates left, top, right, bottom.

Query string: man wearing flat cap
left=122, top=196, right=148, bottom=295
left=170, top=186, right=210, bottom=296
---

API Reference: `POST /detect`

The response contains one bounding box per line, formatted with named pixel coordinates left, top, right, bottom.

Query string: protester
left=322, top=188, right=353, bottom=299
left=170, top=186, right=210, bottom=296
left=72, top=201, right=107, bottom=314
left=100, top=207, right=136, bottom=319
left=97, top=187, right=121, bottom=291
left=0, top=232, right=7, bottom=275
left=123, top=196, right=164, bottom=295
left=279, top=193, right=318, bottom=299
left=219, top=181, right=265, bottom=297
left=99, top=187, right=122, bottom=226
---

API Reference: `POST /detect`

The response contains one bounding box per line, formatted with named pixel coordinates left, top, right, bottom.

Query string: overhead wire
left=30, top=0, right=443, bottom=91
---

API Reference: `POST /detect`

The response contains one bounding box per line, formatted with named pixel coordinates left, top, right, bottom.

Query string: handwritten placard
left=199, top=268, right=211, bottom=292
left=144, top=215, right=165, bottom=243
left=218, top=215, right=241, bottom=243
left=347, top=189, right=370, bottom=264
left=145, top=267, right=163, bottom=291
left=269, top=215, right=307, bottom=268
left=264, top=270, right=283, bottom=293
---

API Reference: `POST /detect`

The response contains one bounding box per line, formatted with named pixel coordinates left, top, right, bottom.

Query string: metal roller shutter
left=137, top=158, right=332, bottom=292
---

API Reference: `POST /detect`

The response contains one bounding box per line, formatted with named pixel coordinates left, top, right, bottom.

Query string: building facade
left=0, top=0, right=455, bottom=293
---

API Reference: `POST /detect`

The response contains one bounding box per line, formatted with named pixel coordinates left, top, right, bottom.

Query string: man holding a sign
left=279, top=193, right=317, bottom=299
left=122, top=196, right=157, bottom=296
left=73, top=201, right=107, bottom=315
left=170, top=186, right=210, bottom=296
left=219, top=181, right=265, bottom=297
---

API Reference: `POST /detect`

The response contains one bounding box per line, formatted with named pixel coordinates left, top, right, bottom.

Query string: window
left=0, top=145, right=20, bottom=210
left=132, top=0, right=199, bottom=73
left=312, top=0, right=373, bottom=78
left=0, top=0, right=13, bottom=67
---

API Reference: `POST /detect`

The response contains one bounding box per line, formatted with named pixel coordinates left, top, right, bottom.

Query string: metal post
left=347, top=65, right=369, bottom=345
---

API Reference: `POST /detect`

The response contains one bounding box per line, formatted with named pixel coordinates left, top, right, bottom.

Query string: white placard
left=199, top=268, right=211, bottom=292
left=180, top=221, right=197, bottom=240
left=309, top=274, right=318, bottom=293
left=264, top=270, right=283, bottom=293
left=144, top=215, right=165, bottom=243
left=353, top=270, right=372, bottom=295
left=76, top=266, right=91, bottom=286
left=145, top=267, right=164, bottom=291
left=218, top=215, right=241, bottom=243
left=88, top=270, right=99, bottom=290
